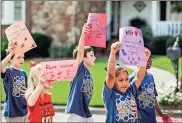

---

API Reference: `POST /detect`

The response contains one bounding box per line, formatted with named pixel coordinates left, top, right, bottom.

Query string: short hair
left=73, top=46, right=94, bottom=59
left=105, top=64, right=128, bottom=77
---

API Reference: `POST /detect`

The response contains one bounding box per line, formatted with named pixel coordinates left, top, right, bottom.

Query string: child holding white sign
left=25, top=64, right=55, bottom=122
left=102, top=41, right=150, bottom=122
left=65, top=23, right=96, bottom=122
left=1, top=43, right=28, bottom=122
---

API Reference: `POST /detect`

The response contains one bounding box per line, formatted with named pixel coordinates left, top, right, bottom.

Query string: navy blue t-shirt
left=65, top=62, right=93, bottom=118
left=102, top=82, right=138, bottom=123
left=129, top=72, right=158, bottom=123
left=1, top=67, right=28, bottom=118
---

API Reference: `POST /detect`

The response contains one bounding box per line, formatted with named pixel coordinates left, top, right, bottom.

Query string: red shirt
left=28, top=93, right=55, bottom=122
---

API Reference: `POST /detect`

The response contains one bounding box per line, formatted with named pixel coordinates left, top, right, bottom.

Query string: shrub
left=151, top=36, right=171, bottom=55
left=25, top=33, right=53, bottom=58
left=129, top=17, right=147, bottom=29
left=1, top=39, right=8, bottom=60
left=49, top=42, right=78, bottom=58
left=140, top=26, right=153, bottom=48
left=160, top=92, right=182, bottom=105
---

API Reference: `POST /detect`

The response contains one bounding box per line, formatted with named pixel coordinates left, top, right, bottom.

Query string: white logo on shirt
left=12, top=76, right=26, bottom=97
left=80, top=71, right=93, bottom=99
left=138, top=83, right=156, bottom=109
left=115, top=93, right=138, bottom=122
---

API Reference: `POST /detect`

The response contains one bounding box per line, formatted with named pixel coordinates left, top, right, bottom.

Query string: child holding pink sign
left=25, top=64, right=55, bottom=122
left=1, top=44, right=28, bottom=122
left=102, top=41, right=150, bottom=122
left=65, top=23, right=96, bottom=122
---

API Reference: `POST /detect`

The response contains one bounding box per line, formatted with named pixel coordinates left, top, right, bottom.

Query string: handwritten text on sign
left=85, top=13, right=106, bottom=48
left=119, top=27, right=146, bottom=67
left=5, top=21, right=37, bottom=54
left=41, top=60, right=78, bottom=81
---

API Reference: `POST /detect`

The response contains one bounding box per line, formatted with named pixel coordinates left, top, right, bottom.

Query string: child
left=102, top=41, right=150, bottom=122
left=129, top=49, right=169, bottom=123
left=1, top=44, right=28, bottom=122
left=65, top=23, right=96, bottom=122
left=25, top=64, right=55, bottom=123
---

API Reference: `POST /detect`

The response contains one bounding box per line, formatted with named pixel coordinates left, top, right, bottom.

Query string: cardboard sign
left=5, top=21, right=37, bottom=54
left=119, top=27, right=146, bottom=67
left=85, top=13, right=106, bottom=48
left=41, top=60, right=78, bottom=81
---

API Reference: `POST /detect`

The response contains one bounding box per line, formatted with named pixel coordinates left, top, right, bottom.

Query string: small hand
left=111, top=41, right=121, bottom=54
left=39, top=73, right=47, bottom=86
left=6, top=42, right=15, bottom=53
left=160, top=113, right=169, bottom=119
left=145, top=48, right=151, bottom=61
left=82, top=23, right=91, bottom=34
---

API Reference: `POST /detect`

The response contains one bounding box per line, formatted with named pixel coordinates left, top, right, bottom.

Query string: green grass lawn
left=0, top=58, right=132, bottom=107
left=1, top=56, right=180, bottom=107
left=152, top=56, right=182, bottom=80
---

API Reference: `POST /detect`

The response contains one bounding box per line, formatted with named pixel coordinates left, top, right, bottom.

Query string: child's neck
left=83, top=62, right=90, bottom=69
left=10, top=64, right=20, bottom=70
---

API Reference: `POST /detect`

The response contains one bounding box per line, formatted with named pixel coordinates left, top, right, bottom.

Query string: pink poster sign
left=41, top=60, right=78, bottom=81
left=85, top=13, right=106, bottom=48
left=5, top=21, right=37, bottom=54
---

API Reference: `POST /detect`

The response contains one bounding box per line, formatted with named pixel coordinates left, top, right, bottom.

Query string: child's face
left=114, top=70, right=129, bottom=93
left=10, top=53, right=24, bottom=68
left=84, top=51, right=96, bottom=67
left=146, top=55, right=152, bottom=69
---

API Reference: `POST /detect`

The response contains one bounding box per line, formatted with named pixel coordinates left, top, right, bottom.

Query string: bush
left=129, top=17, right=147, bottom=29
left=160, top=92, right=182, bottom=105
left=1, top=39, right=8, bottom=60
left=166, top=36, right=182, bottom=55
left=25, top=33, right=53, bottom=58
left=151, top=36, right=171, bottom=55
left=49, top=42, right=78, bottom=58
left=140, top=26, right=153, bottom=48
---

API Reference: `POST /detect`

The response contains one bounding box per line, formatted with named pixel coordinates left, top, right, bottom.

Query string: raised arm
left=106, top=42, right=121, bottom=89
left=133, top=48, right=150, bottom=88
left=1, top=43, right=15, bottom=73
left=26, top=73, right=46, bottom=107
left=76, top=23, right=90, bottom=65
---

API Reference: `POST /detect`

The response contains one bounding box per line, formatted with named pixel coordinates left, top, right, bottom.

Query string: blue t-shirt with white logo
left=65, top=62, right=93, bottom=118
left=1, top=67, right=28, bottom=118
left=102, top=82, right=138, bottom=123
left=129, top=72, right=158, bottom=123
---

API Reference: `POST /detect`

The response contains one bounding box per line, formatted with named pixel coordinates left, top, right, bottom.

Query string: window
left=14, top=1, right=22, bottom=20
left=160, top=1, right=167, bottom=21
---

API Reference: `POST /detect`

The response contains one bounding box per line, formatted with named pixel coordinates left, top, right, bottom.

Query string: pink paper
left=119, top=27, right=146, bottom=67
left=5, top=21, right=37, bottom=54
left=85, top=13, right=106, bottom=48
left=157, top=117, right=182, bottom=123
left=41, top=60, right=78, bottom=81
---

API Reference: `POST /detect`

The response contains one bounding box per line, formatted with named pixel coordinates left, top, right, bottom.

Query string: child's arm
left=133, top=49, right=150, bottom=88
left=26, top=73, right=46, bottom=106
left=76, top=23, right=90, bottom=65
left=156, top=99, right=169, bottom=119
left=1, top=43, right=14, bottom=74
left=1, top=53, right=14, bottom=73
left=106, top=41, right=121, bottom=89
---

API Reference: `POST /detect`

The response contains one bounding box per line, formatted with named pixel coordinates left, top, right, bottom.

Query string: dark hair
left=73, top=46, right=94, bottom=59
left=105, top=64, right=128, bottom=77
